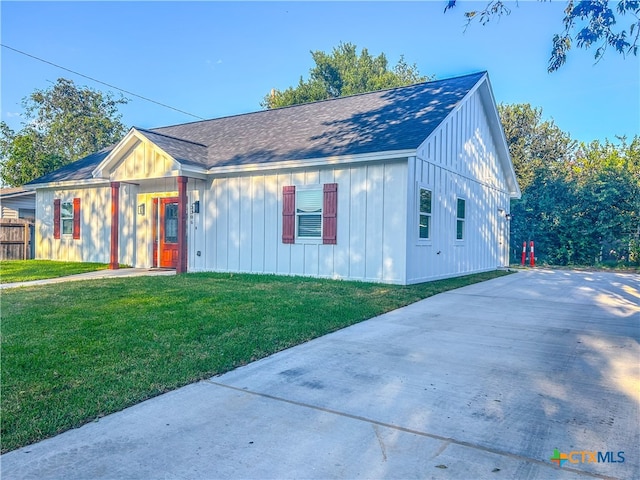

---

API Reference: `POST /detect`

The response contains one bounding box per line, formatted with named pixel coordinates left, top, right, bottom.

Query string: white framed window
left=456, top=197, right=466, bottom=240
left=296, top=187, right=322, bottom=240
left=61, top=201, right=74, bottom=235
left=418, top=187, right=432, bottom=240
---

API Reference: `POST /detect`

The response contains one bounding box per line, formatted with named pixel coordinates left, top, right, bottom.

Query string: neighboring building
left=25, top=71, right=520, bottom=284
left=1, top=187, right=36, bottom=260
left=1, top=187, right=36, bottom=221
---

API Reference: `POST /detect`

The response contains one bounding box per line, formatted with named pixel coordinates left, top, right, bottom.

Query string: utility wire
left=1, top=44, right=205, bottom=120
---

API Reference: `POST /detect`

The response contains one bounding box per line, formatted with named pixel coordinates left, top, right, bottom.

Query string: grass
left=1, top=269, right=513, bottom=453
left=0, top=260, right=111, bottom=283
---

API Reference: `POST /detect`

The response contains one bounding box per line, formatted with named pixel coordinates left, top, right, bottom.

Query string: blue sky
left=1, top=1, right=638, bottom=145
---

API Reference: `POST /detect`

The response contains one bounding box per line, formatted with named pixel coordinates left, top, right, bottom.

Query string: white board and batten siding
left=113, top=140, right=182, bottom=266
left=35, top=186, right=111, bottom=263
left=110, top=139, right=210, bottom=268
left=34, top=175, right=208, bottom=270
left=132, top=177, right=207, bottom=269
left=111, top=138, right=181, bottom=182
left=35, top=137, right=187, bottom=265
left=30, top=74, right=518, bottom=285
left=406, top=89, right=511, bottom=284
left=196, top=160, right=408, bottom=284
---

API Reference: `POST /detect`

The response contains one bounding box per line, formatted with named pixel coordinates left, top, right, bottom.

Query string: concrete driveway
left=2, top=269, right=638, bottom=479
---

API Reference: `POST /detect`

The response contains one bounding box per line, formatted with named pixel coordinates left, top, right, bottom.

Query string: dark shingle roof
left=26, top=147, right=112, bottom=185
left=135, top=129, right=209, bottom=168
left=27, top=72, right=485, bottom=184
left=155, top=71, right=484, bottom=167
left=1, top=186, right=34, bottom=198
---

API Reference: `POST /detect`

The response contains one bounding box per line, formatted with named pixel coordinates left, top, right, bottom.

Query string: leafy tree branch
left=263, top=42, right=430, bottom=109
left=444, top=0, right=640, bottom=71
left=0, top=78, right=128, bottom=186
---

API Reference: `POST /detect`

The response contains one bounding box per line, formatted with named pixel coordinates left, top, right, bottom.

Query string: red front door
left=156, top=197, right=179, bottom=269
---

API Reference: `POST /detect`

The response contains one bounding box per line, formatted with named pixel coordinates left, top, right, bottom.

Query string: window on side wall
left=18, top=209, right=35, bottom=222
left=456, top=198, right=466, bottom=240
left=419, top=188, right=432, bottom=240
left=296, top=187, right=322, bottom=239
left=61, top=201, right=74, bottom=235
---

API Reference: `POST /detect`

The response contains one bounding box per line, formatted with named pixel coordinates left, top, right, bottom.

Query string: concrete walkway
left=0, top=267, right=175, bottom=289
left=2, top=269, right=639, bottom=479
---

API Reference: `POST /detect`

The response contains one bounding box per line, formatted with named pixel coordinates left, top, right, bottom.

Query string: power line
left=1, top=44, right=205, bottom=120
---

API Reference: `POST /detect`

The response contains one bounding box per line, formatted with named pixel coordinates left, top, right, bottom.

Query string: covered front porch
left=108, top=177, right=191, bottom=273
left=93, top=127, right=208, bottom=273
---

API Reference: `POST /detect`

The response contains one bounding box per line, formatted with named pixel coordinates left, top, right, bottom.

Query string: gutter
left=205, top=149, right=416, bottom=175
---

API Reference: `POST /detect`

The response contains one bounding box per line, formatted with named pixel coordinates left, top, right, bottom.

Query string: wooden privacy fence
left=0, top=219, right=34, bottom=260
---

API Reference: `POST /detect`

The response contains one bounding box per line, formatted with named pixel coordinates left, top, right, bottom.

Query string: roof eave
left=413, top=72, right=521, bottom=199
left=0, top=190, right=35, bottom=198
left=206, top=149, right=417, bottom=175
left=416, top=72, right=488, bottom=157
left=25, top=178, right=111, bottom=190
left=92, top=128, right=142, bottom=179
left=478, top=74, right=522, bottom=199
left=176, top=165, right=209, bottom=180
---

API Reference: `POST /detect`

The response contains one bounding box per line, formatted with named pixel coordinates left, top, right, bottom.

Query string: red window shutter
left=322, top=183, right=337, bottom=245
left=53, top=199, right=61, bottom=239
left=73, top=198, right=81, bottom=240
left=282, top=186, right=295, bottom=244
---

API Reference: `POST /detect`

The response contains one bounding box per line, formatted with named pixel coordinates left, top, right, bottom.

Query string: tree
left=567, top=137, right=640, bottom=264
left=0, top=125, right=66, bottom=187
left=498, top=103, right=575, bottom=190
left=262, top=42, right=430, bottom=109
left=0, top=78, right=128, bottom=186
left=444, top=0, right=640, bottom=72
left=499, top=103, right=577, bottom=263
left=500, top=102, right=640, bottom=266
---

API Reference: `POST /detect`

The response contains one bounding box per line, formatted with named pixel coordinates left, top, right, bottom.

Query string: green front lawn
left=0, top=260, right=110, bottom=283
left=1, top=270, right=512, bottom=453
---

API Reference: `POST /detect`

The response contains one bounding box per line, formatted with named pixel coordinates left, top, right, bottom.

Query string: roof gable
left=91, top=128, right=209, bottom=182
left=109, top=134, right=181, bottom=182
left=414, top=73, right=520, bottom=198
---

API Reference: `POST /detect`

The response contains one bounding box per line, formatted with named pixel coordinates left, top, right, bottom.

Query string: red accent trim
left=322, top=183, right=337, bottom=245
left=159, top=197, right=179, bottom=269
left=72, top=198, right=81, bottom=240
left=282, top=185, right=295, bottom=244
left=109, top=182, right=120, bottom=269
left=53, top=199, right=61, bottom=239
left=152, top=198, right=159, bottom=268
left=177, top=176, right=188, bottom=273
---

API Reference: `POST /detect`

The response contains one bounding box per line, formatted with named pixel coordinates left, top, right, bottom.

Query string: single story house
left=26, top=71, right=520, bottom=284
left=1, top=187, right=36, bottom=221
